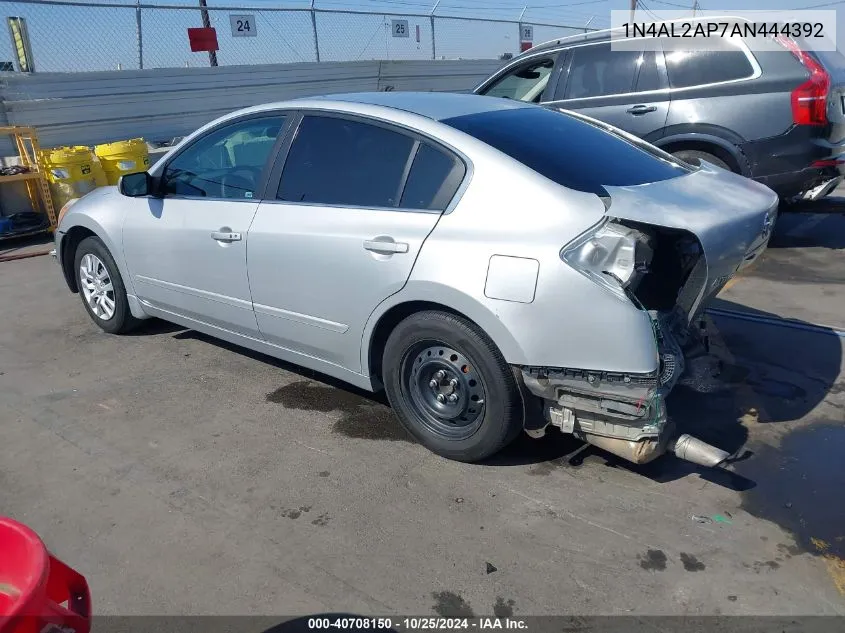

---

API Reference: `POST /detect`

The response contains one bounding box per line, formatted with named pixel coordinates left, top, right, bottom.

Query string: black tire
left=73, top=236, right=139, bottom=334
left=382, top=310, right=523, bottom=462
left=672, top=149, right=732, bottom=172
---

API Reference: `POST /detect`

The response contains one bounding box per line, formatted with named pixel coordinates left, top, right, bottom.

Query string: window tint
left=562, top=43, right=639, bottom=99
left=162, top=116, right=284, bottom=199
left=635, top=50, right=661, bottom=91
left=664, top=39, right=754, bottom=88
left=482, top=57, right=556, bottom=103
left=277, top=116, right=414, bottom=207
left=443, top=107, right=690, bottom=196
left=400, top=143, right=463, bottom=210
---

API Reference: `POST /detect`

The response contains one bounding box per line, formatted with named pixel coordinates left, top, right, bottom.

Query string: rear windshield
left=442, top=107, right=691, bottom=196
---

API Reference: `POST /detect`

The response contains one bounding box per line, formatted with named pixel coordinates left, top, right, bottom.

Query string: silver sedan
left=54, top=92, right=778, bottom=465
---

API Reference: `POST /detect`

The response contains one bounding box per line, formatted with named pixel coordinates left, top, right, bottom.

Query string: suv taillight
left=776, top=35, right=830, bottom=126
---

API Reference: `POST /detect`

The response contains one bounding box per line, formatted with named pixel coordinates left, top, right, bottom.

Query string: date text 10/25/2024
left=307, top=618, right=528, bottom=631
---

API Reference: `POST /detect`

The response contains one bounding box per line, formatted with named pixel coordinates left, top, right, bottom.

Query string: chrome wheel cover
left=79, top=253, right=116, bottom=321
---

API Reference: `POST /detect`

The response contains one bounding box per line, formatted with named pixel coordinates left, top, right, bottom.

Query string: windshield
left=442, top=106, right=692, bottom=196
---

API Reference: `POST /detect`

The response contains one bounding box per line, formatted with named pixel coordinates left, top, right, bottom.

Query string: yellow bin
left=39, top=146, right=100, bottom=211
left=94, top=138, right=150, bottom=185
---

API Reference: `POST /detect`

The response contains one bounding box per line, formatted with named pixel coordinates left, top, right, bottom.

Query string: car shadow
left=132, top=299, right=841, bottom=493
left=124, top=317, right=186, bottom=336
left=769, top=202, right=845, bottom=250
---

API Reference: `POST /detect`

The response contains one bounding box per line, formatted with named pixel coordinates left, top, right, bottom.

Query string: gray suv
left=474, top=28, right=845, bottom=201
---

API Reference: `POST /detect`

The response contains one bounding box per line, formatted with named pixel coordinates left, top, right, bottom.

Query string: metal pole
left=198, top=0, right=217, bottom=67
left=135, top=0, right=143, bottom=69
left=310, top=0, right=320, bottom=62
left=630, top=0, right=637, bottom=23
left=691, top=0, right=698, bottom=16
left=584, top=16, right=593, bottom=33
left=517, top=6, right=527, bottom=54
left=429, top=0, right=439, bottom=61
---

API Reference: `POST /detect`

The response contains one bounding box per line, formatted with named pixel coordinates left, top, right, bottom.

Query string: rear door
left=543, top=41, right=670, bottom=142
left=247, top=113, right=466, bottom=373
left=661, top=37, right=763, bottom=145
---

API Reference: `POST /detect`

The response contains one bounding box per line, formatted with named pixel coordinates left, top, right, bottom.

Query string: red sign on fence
left=188, top=27, right=219, bottom=52
left=520, top=41, right=533, bottom=52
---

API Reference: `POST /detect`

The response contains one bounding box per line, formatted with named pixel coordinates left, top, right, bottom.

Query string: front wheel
left=74, top=236, right=139, bottom=334
left=382, top=310, right=523, bottom=462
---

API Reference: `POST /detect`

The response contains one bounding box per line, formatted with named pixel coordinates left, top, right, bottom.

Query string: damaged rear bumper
left=519, top=311, right=729, bottom=467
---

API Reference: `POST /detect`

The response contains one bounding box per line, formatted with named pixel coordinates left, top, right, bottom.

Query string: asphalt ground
left=0, top=203, right=843, bottom=617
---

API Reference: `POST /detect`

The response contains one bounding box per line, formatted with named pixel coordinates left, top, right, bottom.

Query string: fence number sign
left=520, top=25, right=533, bottom=41
left=391, top=19, right=409, bottom=38
left=230, top=14, right=257, bottom=37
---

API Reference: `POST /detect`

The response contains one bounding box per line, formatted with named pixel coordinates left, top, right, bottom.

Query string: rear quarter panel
left=369, top=135, right=661, bottom=376
left=662, top=44, right=809, bottom=177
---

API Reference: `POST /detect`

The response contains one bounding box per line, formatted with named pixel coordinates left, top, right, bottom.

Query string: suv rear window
left=664, top=38, right=754, bottom=88
left=442, top=106, right=690, bottom=196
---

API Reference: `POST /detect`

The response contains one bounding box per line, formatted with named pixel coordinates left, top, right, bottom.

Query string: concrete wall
left=0, top=59, right=503, bottom=154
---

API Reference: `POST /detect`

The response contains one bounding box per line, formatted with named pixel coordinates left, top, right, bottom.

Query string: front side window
left=664, top=38, right=754, bottom=88
left=277, top=116, right=414, bottom=208
left=161, top=116, right=285, bottom=199
left=482, top=57, right=556, bottom=103
left=562, top=43, right=641, bottom=99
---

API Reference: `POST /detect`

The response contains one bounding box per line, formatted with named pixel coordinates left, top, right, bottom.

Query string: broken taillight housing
left=776, top=35, right=830, bottom=127
left=561, top=220, right=653, bottom=300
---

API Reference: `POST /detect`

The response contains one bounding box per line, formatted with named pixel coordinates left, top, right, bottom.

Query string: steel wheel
left=79, top=253, right=116, bottom=321
left=400, top=342, right=487, bottom=440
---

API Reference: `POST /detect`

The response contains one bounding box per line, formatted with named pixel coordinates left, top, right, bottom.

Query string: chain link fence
left=0, top=0, right=595, bottom=73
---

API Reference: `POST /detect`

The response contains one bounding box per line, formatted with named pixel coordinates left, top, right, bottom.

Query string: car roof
left=239, top=92, right=533, bottom=123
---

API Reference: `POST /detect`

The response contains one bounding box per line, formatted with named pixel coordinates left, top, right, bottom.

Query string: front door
left=123, top=114, right=287, bottom=336
left=545, top=42, right=670, bottom=142
left=247, top=114, right=466, bottom=372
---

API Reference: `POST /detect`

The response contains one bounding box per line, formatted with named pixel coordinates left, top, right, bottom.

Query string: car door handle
left=627, top=105, right=657, bottom=115
left=211, top=231, right=242, bottom=242
left=363, top=239, right=409, bottom=254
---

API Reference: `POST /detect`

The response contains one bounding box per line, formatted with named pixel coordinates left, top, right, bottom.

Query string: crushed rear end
left=442, top=104, right=778, bottom=466
left=521, top=161, right=778, bottom=466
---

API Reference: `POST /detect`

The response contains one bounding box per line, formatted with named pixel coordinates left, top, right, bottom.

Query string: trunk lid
left=603, top=162, right=778, bottom=318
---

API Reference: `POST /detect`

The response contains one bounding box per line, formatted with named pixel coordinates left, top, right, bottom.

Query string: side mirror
left=119, top=172, right=156, bottom=197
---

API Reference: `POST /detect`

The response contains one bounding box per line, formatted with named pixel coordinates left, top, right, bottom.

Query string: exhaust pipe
left=670, top=434, right=730, bottom=467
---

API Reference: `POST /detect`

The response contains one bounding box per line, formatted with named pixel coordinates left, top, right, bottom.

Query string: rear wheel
left=382, top=310, right=523, bottom=462
left=671, top=149, right=732, bottom=172
left=74, top=236, right=139, bottom=334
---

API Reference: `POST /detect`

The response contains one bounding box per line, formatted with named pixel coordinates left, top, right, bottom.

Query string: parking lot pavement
left=1, top=226, right=844, bottom=616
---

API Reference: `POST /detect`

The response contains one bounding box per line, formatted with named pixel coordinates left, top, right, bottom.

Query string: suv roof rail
left=525, top=14, right=754, bottom=56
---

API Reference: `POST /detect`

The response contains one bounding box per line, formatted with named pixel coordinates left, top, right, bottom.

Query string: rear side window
left=400, top=143, right=464, bottom=210
left=664, top=39, right=755, bottom=88
left=443, top=107, right=690, bottom=196
left=561, top=43, right=640, bottom=99
left=277, top=115, right=413, bottom=207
